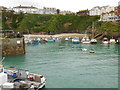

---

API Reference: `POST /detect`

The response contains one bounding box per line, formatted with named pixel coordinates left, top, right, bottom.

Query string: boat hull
left=73, top=42, right=79, bottom=44
left=47, top=40, right=55, bottom=43
left=82, top=41, right=90, bottom=44
left=102, top=41, right=110, bottom=44
left=89, top=51, right=95, bottom=53
left=90, top=42, right=97, bottom=44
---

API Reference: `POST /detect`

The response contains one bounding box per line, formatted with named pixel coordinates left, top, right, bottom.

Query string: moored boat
left=65, top=37, right=69, bottom=41
left=47, top=36, right=55, bottom=43
left=39, top=38, right=47, bottom=43
left=47, top=39, right=55, bottom=43
left=89, top=49, right=95, bottom=53
left=82, top=48, right=87, bottom=51
left=72, top=37, right=80, bottom=44
left=110, top=39, right=116, bottom=44
left=102, top=38, right=110, bottom=44
left=24, top=38, right=33, bottom=44
left=32, top=40, right=39, bottom=44
left=0, top=65, right=46, bottom=89
left=81, top=35, right=90, bottom=44
left=116, top=39, right=120, bottom=44
left=90, top=39, right=97, bottom=44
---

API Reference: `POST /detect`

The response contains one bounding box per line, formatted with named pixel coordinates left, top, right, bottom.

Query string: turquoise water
left=3, top=41, right=119, bottom=88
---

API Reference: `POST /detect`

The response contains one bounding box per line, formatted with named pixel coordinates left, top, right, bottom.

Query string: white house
left=12, top=5, right=39, bottom=14
left=99, top=1, right=120, bottom=21
left=0, top=6, right=7, bottom=13
left=60, top=10, right=73, bottom=15
left=119, top=1, right=120, bottom=6
left=89, top=5, right=114, bottom=16
left=12, top=6, right=57, bottom=15
left=43, top=7, right=57, bottom=14
left=99, top=12, right=119, bottom=21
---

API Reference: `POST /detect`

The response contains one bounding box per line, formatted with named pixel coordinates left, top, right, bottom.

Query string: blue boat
left=47, top=39, right=55, bottom=43
left=72, top=38, right=80, bottom=44
left=32, top=40, right=39, bottom=44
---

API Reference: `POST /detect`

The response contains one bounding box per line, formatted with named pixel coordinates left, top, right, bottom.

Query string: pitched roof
left=0, top=6, right=7, bottom=10
left=14, top=5, right=37, bottom=9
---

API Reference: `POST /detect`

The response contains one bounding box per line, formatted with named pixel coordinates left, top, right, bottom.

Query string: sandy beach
left=23, top=33, right=88, bottom=38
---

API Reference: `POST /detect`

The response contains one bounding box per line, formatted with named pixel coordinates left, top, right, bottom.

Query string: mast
left=92, top=22, right=95, bottom=38
left=0, top=57, right=5, bottom=73
left=0, top=57, right=5, bottom=65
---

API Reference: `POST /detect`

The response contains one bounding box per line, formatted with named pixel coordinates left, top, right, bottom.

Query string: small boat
left=40, top=38, right=47, bottom=43
left=81, top=35, right=90, bottom=44
left=90, top=39, right=97, bottom=44
left=72, top=38, right=80, bottom=44
left=32, top=40, right=39, bottom=44
left=110, top=39, right=116, bottom=44
left=89, top=49, right=95, bottom=53
left=116, top=39, right=120, bottom=44
left=82, top=48, right=87, bottom=51
left=24, top=38, right=33, bottom=44
left=47, top=36, right=55, bottom=43
left=47, top=39, right=55, bottom=43
left=0, top=65, right=46, bottom=89
left=102, top=38, right=110, bottom=44
left=65, top=37, right=69, bottom=41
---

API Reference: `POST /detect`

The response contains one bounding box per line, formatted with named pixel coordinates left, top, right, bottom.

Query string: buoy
left=82, top=48, right=87, bottom=51
left=89, top=49, right=95, bottom=53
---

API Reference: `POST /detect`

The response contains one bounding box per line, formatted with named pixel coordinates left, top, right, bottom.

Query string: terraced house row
left=77, top=1, right=120, bottom=21
left=0, top=1, right=120, bottom=21
left=0, top=5, right=74, bottom=15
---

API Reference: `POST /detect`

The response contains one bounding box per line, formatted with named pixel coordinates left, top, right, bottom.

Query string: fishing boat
left=72, top=37, right=80, bottom=44
left=0, top=58, right=46, bottom=89
left=90, top=39, right=97, bottom=44
left=109, top=39, right=116, bottom=44
left=102, top=38, right=110, bottom=44
left=81, top=35, right=90, bottom=44
left=89, top=49, right=95, bottom=53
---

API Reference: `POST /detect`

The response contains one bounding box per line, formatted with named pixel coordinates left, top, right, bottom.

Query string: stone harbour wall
left=1, top=38, right=25, bottom=56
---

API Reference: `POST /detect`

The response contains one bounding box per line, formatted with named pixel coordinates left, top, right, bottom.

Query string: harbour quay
left=0, top=30, right=25, bottom=56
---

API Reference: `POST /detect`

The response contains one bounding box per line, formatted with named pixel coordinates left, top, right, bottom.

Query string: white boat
left=72, top=37, right=80, bottom=44
left=82, top=48, right=87, bottom=51
left=90, top=38, right=97, bottom=44
left=24, top=38, right=33, bottom=44
left=0, top=65, right=46, bottom=89
left=110, top=39, right=116, bottom=44
left=81, top=35, right=90, bottom=44
left=102, top=38, right=110, bottom=44
left=65, top=37, right=69, bottom=41
left=116, top=39, right=120, bottom=44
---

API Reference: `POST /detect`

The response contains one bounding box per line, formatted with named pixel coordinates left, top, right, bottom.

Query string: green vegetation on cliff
left=17, top=14, right=100, bottom=34
left=1, top=10, right=119, bottom=38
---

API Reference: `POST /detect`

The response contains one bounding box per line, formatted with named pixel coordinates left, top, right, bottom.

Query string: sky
left=1, top=0, right=120, bottom=12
